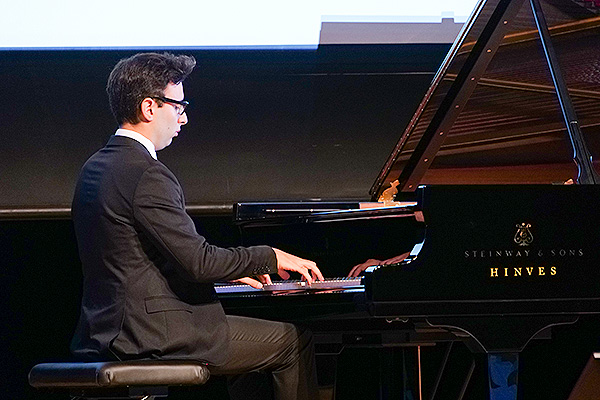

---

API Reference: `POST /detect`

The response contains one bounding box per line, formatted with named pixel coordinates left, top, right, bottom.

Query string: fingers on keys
left=273, top=248, right=322, bottom=284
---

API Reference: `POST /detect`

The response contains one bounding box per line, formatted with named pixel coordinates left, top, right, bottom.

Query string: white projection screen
left=0, top=0, right=476, bottom=49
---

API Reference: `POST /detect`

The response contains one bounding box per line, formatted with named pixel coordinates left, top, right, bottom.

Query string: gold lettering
left=486, top=266, right=557, bottom=278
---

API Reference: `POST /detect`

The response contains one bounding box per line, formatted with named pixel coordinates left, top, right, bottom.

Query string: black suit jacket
left=70, top=135, right=277, bottom=365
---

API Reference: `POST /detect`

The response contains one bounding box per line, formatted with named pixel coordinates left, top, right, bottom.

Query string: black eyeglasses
left=152, top=96, right=189, bottom=115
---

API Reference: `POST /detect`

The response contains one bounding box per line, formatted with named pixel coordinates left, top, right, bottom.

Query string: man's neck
left=120, top=123, right=152, bottom=142
left=116, top=127, right=158, bottom=160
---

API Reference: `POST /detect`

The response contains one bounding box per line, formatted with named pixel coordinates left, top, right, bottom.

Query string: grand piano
left=218, top=0, right=600, bottom=399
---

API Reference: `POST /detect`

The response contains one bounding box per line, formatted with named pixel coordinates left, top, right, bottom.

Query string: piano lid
left=370, top=0, right=600, bottom=200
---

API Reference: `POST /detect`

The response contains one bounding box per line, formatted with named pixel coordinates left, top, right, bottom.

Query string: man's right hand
left=272, top=248, right=324, bottom=284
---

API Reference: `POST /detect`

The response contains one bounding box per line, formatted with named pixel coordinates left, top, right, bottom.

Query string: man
left=70, top=52, right=323, bottom=399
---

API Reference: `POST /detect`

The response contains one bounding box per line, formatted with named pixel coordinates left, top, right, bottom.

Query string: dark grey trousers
left=208, top=315, right=319, bottom=400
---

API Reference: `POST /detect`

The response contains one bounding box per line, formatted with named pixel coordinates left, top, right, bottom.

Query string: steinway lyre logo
left=514, top=223, right=533, bottom=246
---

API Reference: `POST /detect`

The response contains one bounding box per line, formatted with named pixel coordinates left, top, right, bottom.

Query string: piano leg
left=488, top=352, right=519, bottom=400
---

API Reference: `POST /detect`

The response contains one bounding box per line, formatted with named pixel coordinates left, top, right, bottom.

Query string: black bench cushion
left=29, top=360, right=210, bottom=388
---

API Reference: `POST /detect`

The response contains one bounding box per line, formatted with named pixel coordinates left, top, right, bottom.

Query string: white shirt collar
left=115, top=128, right=157, bottom=160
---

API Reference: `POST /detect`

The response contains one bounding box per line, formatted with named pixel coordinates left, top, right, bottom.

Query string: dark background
left=1, top=45, right=599, bottom=399
left=0, top=44, right=447, bottom=211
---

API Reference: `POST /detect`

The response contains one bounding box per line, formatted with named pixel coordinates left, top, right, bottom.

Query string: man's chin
left=157, top=140, right=173, bottom=151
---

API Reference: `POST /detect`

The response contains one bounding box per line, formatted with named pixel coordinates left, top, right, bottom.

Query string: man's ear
left=139, top=97, right=155, bottom=122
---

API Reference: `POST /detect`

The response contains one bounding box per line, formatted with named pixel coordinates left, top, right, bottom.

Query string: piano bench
left=28, top=360, right=210, bottom=399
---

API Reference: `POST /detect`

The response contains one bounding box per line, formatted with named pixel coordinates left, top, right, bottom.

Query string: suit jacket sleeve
left=132, top=163, right=277, bottom=283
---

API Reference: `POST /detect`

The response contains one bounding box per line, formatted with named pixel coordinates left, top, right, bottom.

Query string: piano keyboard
left=214, top=277, right=363, bottom=294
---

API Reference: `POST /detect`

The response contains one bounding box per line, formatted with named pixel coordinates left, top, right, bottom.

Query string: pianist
left=70, top=52, right=323, bottom=400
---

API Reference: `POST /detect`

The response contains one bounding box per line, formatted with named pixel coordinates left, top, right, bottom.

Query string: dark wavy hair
left=106, top=52, right=196, bottom=125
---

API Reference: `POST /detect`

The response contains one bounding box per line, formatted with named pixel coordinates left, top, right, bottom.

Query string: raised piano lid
left=370, top=0, right=600, bottom=201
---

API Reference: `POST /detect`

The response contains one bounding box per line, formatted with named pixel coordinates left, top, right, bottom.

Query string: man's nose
left=179, top=112, right=188, bottom=125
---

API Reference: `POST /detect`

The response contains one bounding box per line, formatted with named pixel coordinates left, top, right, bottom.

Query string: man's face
left=153, top=82, right=188, bottom=151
